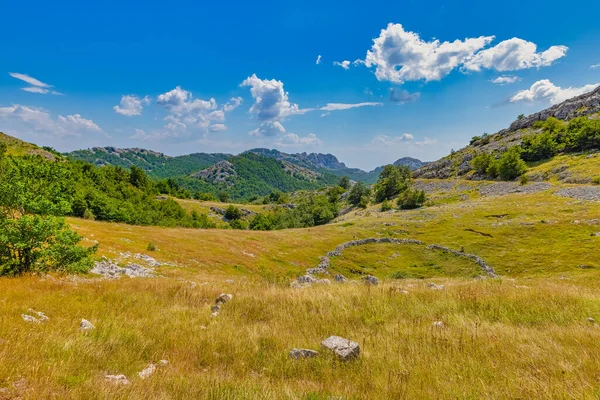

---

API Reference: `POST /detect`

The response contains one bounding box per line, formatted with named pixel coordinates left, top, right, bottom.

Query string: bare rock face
left=509, top=85, right=600, bottom=132
left=321, top=336, right=360, bottom=361
left=289, top=348, right=319, bottom=359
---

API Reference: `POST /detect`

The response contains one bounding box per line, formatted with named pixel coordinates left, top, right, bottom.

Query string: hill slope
left=67, top=147, right=231, bottom=179
left=415, top=86, right=600, bottom=180
left=0, top=132, right=56, bottom=159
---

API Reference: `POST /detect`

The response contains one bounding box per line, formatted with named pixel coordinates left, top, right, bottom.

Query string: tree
left=224, top=205, right=243, bottom=220
left=397, top=189, right=426, bottom=210
left=497, top=146, right=527, bottom=180
left=471, top=152, right=493, bottom=175
left=249, top=213, right=273, bottom=230
left=517, top=114, right=525, bottom=121
left=218, top=191, right=230, bottom=203
left=129, top=166, right=149, bottom=189
left=520, top=132, right=557, bottom=161
left=348, top=181, right=370, bottom=206
left=373, top=165, right=410, bottom=202
left=338, top=176, right=351, bottom=190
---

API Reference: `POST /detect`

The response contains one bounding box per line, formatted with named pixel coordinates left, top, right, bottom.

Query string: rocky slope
left=414, top=86, right=600, bottom=180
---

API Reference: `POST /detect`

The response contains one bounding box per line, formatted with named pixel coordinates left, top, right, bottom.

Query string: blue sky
left=1, top=0, right=600, bottom=170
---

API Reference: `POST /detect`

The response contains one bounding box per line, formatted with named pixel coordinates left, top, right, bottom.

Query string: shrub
left=249, top=213, right=274, bottom=230
left=471, top=152, right=493, bottom=175
left=338, top=176, right=351, bottom=190
left=358, top=196, right=369, bottom=209
left=348, top=181, right=370, bottom=206
left=486, top=159, right=499, bottom=179
left=229, top=219, right=248, bottom=230
left=380, top=200, right=393, bottom=212
left=519, top=175, right=530, bottom=185
left=497, top=146, right=527, bottom=180
left=374, top=165, right=410, bottom=202
left=224, top=205, right=243, bottom=220
left=147, top=242, right=157, bottom=251
left=397, top=189, right=426, bottom=210
left=520, top=131, right=558, bottom=161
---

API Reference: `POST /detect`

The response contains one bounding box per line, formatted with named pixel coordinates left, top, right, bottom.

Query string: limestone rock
left=27, top=309, right=49, bottom=322
left=334, top=274, right=348, bottom=282
left=432, top=321, right=445, bottom=328
left=80, top=319, right=95, bottom=331
left=215, top=294, right=233, bottom=304
left=21, top=314, right=40, bottom=324
left=105, top=374, right=130, bottom=385
left=289, top=348, right=319, bottom=359
left=138, top=363, right=156, bottom=379
left=364, top=275, right=379, bottom=286
left=321, top=336, right=360, bottom=361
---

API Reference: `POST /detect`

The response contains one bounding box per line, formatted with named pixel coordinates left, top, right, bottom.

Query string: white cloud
left=276, top=133, right=322, bottom=147
left=223, top=97, right=243, bottom=112
left=333, top=60, right=351, bottom=70
left=463, top=38, right=568, bottom=72
left=0, top=104, right=101, bottom=137
left=389, top=89, right=420, bottom=104
left=320, top=102, right=383, bottom=112
left=362, top=23, right=494, bottom=83
left=209, top=124, right=228, bottom=132
left=490, top=75, right=520, bottom=85
left=415, top=137, right=438, bottom=146
left=370, top=134, right=414, bottom=146
left=113, top=95, right=150, bottom=116
left=316, top=55, right=322, bottom=65
left=129, top=128, right=177, bottom=141
left=9, top=72, right=62, bottom=95
left=240, top=74, right=310, bottom=121
left=351, top=23, right=567, bottom=83
left=9, top=72, right=51, bottom=88
left=249, top=121, right=287, bottom=137
left=591, top=64, right=600, bottom=69
left=510, top=79, right=599, bottom=105
left=155, top=86, right=236, bottom=137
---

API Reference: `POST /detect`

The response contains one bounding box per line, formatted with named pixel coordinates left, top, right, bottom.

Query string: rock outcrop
left=321, top=336, right=360, bottom=361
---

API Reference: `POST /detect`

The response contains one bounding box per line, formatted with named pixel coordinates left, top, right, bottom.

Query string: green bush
left=229, top=219, right=248, bottom=230
left=224, top=205, right=243, bottom=220
left=497, top=146, right=527, bottom=180
left=147, top=242, right=157, bottom=251
left=471, top=152, right=493, bottom=175
left=380, top=200, right=393, bottom=211
left=338, top=176, right=351, bottom=190
left=358, top=196, right=369, bottom=209
left=348, top=181, right=370, bottom=206
left=520, top=131, right=558, bottom=161
left=249, top=213, right=274, bottom=230
left=397, top=189, right=426, bottom=210
left=374, top=165, right=411, bottom=202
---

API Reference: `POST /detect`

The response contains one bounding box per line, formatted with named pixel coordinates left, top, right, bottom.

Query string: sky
left=1, top=0, right=600, bottom=170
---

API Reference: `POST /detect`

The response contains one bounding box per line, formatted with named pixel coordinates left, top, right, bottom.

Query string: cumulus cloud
left=240, top=74, right=310, bottom=121
left=276, top=133, right=322, bottom=147
left=463, top=38, right=568, bottom=72
left=362, top=23, right=494, bottom=83
left=316, top=55, right=322, bottom=65
left=320, top=102, right=383, bottom=111
left=0, top=104, right=101, bottom=137
left=249, top=121, right=287, bottom=137
left=223, top=97, right=243, bottom=112
left=209, top=124, right=228, bottom=132
left=510, top=79, right=599, bottom=105
left=490, top=75, right=520, bottom=85
left=389, top=89, right=420, bottom=104
left=9, top=72, right=63, bottom=95
left=591, top=64, right=600, bottom=69
left=350, top=23, right=567, bottom=83
left=113, top=95, right=150, bottom=116
left=370, top=134, right=414, bottom=146
left=129, top=128, right=177, bottom=141
left=154, top=86, right=237, bottom=138
left=333, top=60, right=351, bottom=70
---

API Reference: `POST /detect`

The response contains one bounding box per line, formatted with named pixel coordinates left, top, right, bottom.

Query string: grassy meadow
left=2, top=179, right=600, bottom=399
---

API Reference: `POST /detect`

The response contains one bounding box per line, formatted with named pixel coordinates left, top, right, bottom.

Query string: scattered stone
left=334, top=274, right=348, bottom=283
left=133, top=253, right=162, bottom=267
left=225, top=279, right=235, bottom=284
left=211, top=304, right=221, bottom=313
left=321, top=336, right=360, bottom=361
left=138, top=363, right=156, bottom=379
left=21, top=314, right=40, bottom=324
left=80, top=319, right=95, bottom=331
left=215, top=294, right=233, bottom=304
left=364, top=275, right=379, bottom=286
left=432, top=321, right=445, bottom=328
left=27, top=309, right=49, bottom=321
left=289, top=348, right=319, bottom=359
left=297, top=275, right=317, bottom=284
left=158, top=359, right=169, bottom=366
left=211, top=312, right=219, bottom=318
left=105, top=374, right=130, bottom=385
left=555, top=186, right=600, bottom=202
left=91, top=258, right=156, bottom=279
left=427, top=282, right=445, bottom=290
left=588, top=317, right=595, bottom=323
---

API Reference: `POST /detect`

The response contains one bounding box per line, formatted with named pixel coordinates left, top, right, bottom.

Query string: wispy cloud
left=490, top=75, right=520, bottom=85
left=9, top=72, right=62, bottom=95
left=320, top=102, right=383, bottom=112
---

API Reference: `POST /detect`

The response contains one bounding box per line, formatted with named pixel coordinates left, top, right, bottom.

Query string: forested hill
left=67, top=147, right=231, bottom=179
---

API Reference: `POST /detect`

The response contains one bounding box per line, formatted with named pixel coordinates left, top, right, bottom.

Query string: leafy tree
left=520, top=131, right=557, bottom=161
left=497, top=146, right=527, bottom=180
left=229, top=219, right=248, bottom=230
left=348, top=181, right=370, bottom=206
left=358, top=196, right=369, bottom=209
left=224, top=205, right=243, bottom=220
left=380, top=200, right=392, bottom=211
left=471, top=152, right=493, bottom=175
left=218, top=191, right=230, bottom=203
left=129, top=166, right=149, bottom=189
left=517, top=114, right=525, bottom=121
left=249, top=213, right=273, bottom=230
left=338, top=176, right=351, bottom=190
left=397, top=189, right=426, bottom=210
left=373, top=165, right=410, bottom=202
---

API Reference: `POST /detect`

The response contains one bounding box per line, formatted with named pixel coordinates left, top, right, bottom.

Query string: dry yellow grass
left=2, top=180, right=600, bottom=398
